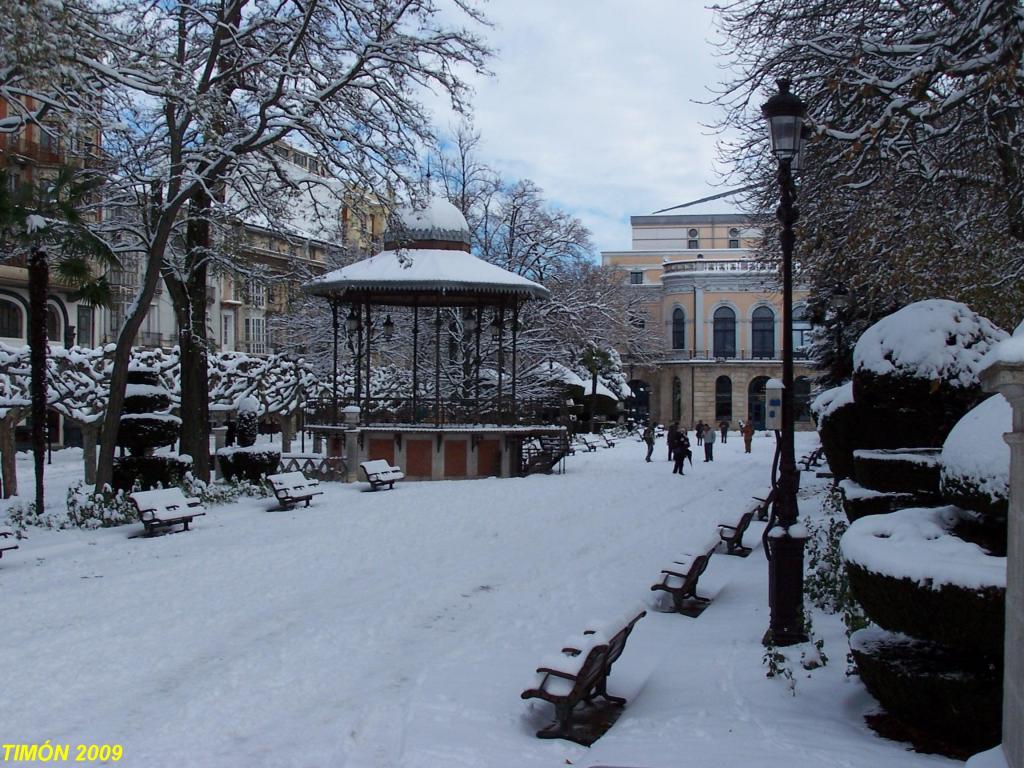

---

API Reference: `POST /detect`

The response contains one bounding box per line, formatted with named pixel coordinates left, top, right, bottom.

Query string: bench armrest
left=535, top=667, right=579, bottom=681
left=660, top=568, right=689, bottom=578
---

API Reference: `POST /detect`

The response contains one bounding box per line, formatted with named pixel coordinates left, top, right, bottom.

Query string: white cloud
left=435, top=0, right=743, bottom=252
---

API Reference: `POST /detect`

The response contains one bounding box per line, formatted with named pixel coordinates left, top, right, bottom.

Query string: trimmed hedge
left=111, top=455, right=191, bottom=493
left=217, top=448, right=280, bottom=483
left=852, top=448, right=941, bottom=496
left=116, top=417, right=180, bottom=456
left=940, top=474, right=1008, bottom=530
left=851, top=629, right=1001, bottom=754
left=818, top=399, right=924, bottom=483
left=846, top=562, right=1005, bottom=656
left=852, top=369, right=981, bottom=447
left=838, top=483, right=918, bottom=523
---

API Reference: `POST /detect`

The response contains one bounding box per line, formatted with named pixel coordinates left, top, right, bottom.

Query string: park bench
left=799, top=445, right=825, bottom=471
left=0, top=529, right=18, bottom=559
left=752, top=488, right=777, bottom=521
left=575, top=436, right=598, bottom=452
left=521, top=637, right=611, bottom=744
left=718, top=509, right=756, bottom=557
left=651, top=543, right=716, bottom=617
left=599, top=433, right=616, bottom=449
left=129, top=488, right=206, bottom=536
left=266, top=471, right=323, bottom=509
left=561, top=609, right=646, bottom=706
left=360, top=459, right=404, bottom=490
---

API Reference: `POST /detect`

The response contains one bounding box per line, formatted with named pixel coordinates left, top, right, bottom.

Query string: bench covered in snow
left=651, top=541, right=716, bottom=617
left=718, top=508, right=756, bottom=557
left=521, top=637, right=611, bottom=743
left=267, top=471, right=322, bottom=509
left=0, top=529, right=18, bottom=559
left=574, top=436, right=598, bottom=452
left=129, top=488, right=206, bottom=536
left=560, top=608, right=646, bottom=706
left=359, top=459, right=404, bottom=490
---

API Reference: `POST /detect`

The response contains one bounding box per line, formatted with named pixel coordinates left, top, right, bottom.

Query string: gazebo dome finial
left=387, top=196, right=472, bottom=252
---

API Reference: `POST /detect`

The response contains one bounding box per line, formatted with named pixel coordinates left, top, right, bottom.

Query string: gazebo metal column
left=511, top=300, right=519, bottom=422
left=330, top=300, right=340, bottom=424
left=434, top=298, right=442, bottom=426
left=412, top=304, right=419, bottom=422
left=495, top=305, right=505, bottom=423
left=354, top=304, right=363, bottom=416
left=474, top=304, right=482, bottom=424
left=364, top=303, right=372, bottom=415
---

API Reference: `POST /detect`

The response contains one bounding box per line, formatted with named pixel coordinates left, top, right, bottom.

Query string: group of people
left=640, top=418, right=758, bottom=473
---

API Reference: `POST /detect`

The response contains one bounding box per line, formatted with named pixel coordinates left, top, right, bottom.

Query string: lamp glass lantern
left=382, top=314, right=395, bottom=339
left=490, top=315, right=503, bottom=340
left=464, top=312, right=477, bottom=333
left=831, top=285, right=851, bottom=310
left=761, top=79, right=807, bottom=162
left=345, top=307, right=359, bottom=333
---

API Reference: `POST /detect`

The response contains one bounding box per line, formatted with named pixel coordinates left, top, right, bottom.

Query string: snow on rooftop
left=305, top=248, right=550, bottom=300
left=853, top=299, right=1008, bottom=387
left=397, top=197, right=469, bottom=234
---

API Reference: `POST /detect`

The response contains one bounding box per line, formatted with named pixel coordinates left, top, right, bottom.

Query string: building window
left=728, top=227, right=740, bottom=249
left=713, top=306, right=736, bottom=358
left=0, top=299, right=22, bottom=338
left=687, top=228, right=699, bottom=249
left=795, top=376, right=812, bottom=421
left=672, top=307, right=686, bottom=350
left=247, top=281, right=267, bottom=309
left=748, top=376, right=769, bottom=430
left=715, top=375, right=732, bottom=422
left=793, top=305, right=813, bottom=356
left=751, top=306, right=775, bottom=358
left=76, top=305, right=93, bottom=347
left=629, top=271, right=643, bottom=285
left=46, top=304, right=63, bottom=345
left=245, top=316, right=268, bottom=354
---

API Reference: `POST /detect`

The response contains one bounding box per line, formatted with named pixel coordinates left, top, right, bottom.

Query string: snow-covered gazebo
left=303, top=197, right=563, bottom=480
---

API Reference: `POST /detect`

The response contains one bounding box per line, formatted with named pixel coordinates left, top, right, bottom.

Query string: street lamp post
left=761, top=78, right=809, bottom=647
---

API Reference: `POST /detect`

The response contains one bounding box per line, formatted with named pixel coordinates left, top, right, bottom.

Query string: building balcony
left=663, top=259, right=776, bottom=275
left=660, top=348, right=812, bottom=363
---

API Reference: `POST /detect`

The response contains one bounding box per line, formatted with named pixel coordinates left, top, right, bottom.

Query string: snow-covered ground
left=0, top=433, right=957, bottom=768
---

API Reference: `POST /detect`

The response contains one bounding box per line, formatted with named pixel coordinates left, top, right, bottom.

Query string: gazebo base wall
left=310, top=424, right=567, bottom=481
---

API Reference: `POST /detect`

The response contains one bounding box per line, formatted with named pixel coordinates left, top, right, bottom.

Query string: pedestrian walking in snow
left=719, top=420, right=729, bottom=443
left=742, top=420, right=755, bottom=453
left=673, top=432, right=692, bottom=474
left=642, top=425, right=655, bottom=462
left=703, top=423, right=716, bottom=461
left=695, top=420, right=705, bottom=446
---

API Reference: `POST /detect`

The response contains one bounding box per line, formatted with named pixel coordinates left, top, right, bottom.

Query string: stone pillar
left=211, top=427, right=228, bottom=479
left=980, top=360, right=1024, bottom=768
left=342, top=406, right=361, bottom=483
left=694, top=286, right=705, bottom=353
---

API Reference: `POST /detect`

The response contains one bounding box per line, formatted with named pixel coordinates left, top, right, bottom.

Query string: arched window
left=671, top=307, right=686, bottom=350
left=713, top=306, right=736, bottom=358
left=793, top=305, right=813, bottom=357
left=715, top=376, right=732, bottom=422
left=46, top=303, right=63, bottom=345
left=751, top=306, right=775, bottom=358
left=0, top=298, right=23, bottom=339
left=728, top=227, right=740, bottom=248
left=671, top=376, right=682, bottom=423
left=795, top=376, right=812, bottom=421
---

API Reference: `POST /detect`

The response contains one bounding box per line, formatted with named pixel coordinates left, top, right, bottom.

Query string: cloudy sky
left=436, top=0, right=742, bottom=254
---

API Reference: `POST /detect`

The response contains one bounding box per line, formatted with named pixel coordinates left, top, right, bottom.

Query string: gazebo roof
left=303, top=247, right=551, bottom=306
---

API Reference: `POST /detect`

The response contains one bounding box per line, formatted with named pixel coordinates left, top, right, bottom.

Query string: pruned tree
left=0, top=343, right=30, bottom=498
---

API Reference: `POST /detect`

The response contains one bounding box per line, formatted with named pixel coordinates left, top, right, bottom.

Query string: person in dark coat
left=703, top=423, right=716, bottom=461
left=695, top=420, right=705, bottom=446
left=719, top=420, right=729, bottom=443
left=742, top=420, right=755, bottom=453
left=667, top=422, right=679, bottom=461
left=642, top=425, right=655, bottom=462
left=673, top=431, right=692, bottom=474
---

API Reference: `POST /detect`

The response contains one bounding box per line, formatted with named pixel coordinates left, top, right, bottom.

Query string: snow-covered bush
left=852, top=300, right=1007, bottom=445
left=236, top=396, right=259, bottom=448
left=66, top=482, right=140, bottom=528
left=940, top=394, right=1011, bottom=528
left=217, top=446, right=280, bottom=484
left=112, top=367, right=184, bottom=491
left=851, top=448, right=941, bottom=497
left=841, top=506, right=1005, bottom=656
left=181, top=472, right=270, bottom=505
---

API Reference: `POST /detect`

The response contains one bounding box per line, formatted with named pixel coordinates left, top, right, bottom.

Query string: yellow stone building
left=601, top=209, right=817, bottom=430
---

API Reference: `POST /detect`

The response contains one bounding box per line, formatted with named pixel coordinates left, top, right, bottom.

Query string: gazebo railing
left=305, top=395, right=561, bottom=426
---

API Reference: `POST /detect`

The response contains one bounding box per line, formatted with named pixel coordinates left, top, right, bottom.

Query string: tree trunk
left=280, top=414, right=293, bottom=454
left=28, top=247, right=48, bottom=513
left=81, top=423, right=99, bottom=486
left=164, top=193, right=212, bottom=482
left=0, top=409, right=24, bottom=498
left=95, top=193, right=175, bottom=492
left=590, top=371, right=598, bottom=434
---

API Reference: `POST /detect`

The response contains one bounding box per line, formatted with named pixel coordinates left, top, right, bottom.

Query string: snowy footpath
left=0, top=433, right=957, bottom=768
